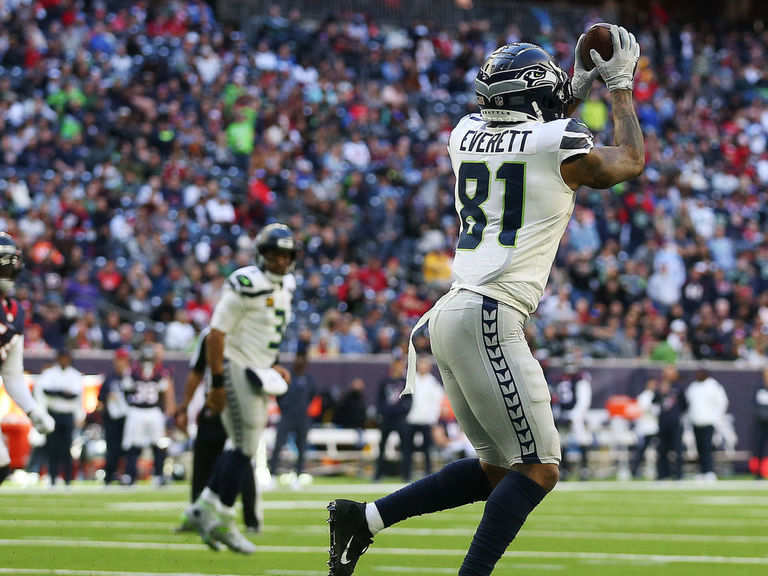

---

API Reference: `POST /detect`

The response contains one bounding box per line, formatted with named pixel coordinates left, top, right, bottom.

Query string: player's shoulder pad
left=226, top=266, right=273, bottom=297
left=559, top=117, right=594, bottom=152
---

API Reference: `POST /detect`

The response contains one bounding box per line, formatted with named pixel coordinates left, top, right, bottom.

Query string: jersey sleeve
left=188, top=329, right=208, bottom=373
left=558, top=118, right=594, bottom=162
left=209, top=287, right=243, bottom=335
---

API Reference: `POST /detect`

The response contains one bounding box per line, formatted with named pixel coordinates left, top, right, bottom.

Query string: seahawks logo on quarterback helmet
left=475, top=43, right=573, bottom=123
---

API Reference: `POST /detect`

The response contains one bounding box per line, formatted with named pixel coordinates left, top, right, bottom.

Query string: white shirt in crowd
left=635, top=387, right=660, bottom=437
left=35, top=363, right=84, bottom=419
left=685, top=376, right=728, bottom=427
left=407, top=369, right=445, bottom=426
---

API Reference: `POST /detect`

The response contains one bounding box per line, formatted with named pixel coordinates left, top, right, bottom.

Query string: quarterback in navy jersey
left=0, top=232, right=55, bottom=484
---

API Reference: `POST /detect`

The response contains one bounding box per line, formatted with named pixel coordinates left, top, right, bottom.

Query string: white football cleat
left=210, top=520, right=257, bottom=554
left=185, top=501, right=224, bottom=551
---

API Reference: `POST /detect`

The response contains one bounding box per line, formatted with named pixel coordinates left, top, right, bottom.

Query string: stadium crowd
left=1, top=0, right=768, bottom=365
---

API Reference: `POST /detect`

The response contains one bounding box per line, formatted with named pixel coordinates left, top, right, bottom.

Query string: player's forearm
left=207, top=328, right=226, bottom=376
left=610, top=90, right=644, bottom=177
left=180, top=371, right=203, bottom=409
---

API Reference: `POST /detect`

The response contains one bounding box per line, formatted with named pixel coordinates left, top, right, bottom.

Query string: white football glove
left=571, top=34, right=600, bottom=101
left=28, top=408, right=55, bottom=435
left=590, top=25, right=640, bottom=92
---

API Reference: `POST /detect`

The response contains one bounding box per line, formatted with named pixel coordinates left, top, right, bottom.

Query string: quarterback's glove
left=571, top=34, right=600, bottom=101
left=590, top=25, right=640, bottom=92
left=27, top=408, right=55, bottom=435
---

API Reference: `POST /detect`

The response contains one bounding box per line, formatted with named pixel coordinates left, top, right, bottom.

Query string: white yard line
left=1, top=540, right=768, bottom=566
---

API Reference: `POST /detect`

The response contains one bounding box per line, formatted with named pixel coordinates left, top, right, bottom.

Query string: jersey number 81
left=457, top=161, right=525, bottom=250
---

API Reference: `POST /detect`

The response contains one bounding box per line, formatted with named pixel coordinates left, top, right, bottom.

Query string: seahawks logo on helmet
left=475, top=43, right=573, bottom=123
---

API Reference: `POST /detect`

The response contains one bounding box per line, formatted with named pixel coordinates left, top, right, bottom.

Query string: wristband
left=211, top=373, right=225, bottom=389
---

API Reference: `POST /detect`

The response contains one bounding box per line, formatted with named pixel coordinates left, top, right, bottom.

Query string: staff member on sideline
left=98, top=347, right=131, bottom=485
left=35, top=348, right=83, bottom=486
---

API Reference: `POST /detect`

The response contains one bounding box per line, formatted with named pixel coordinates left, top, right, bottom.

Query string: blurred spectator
left=97, top=348, right=131, bottom=485
left=374, top=357, right=411, bottom=481
left=35, top=348, right=83, bottom=486
left=751, top=367, right=768, bottom=480
left=654, top=365, right=686, bottom=480
left=685, top=368, right=729, bottom=481
left=164, top=309, right=196, bottom=351
left=1, top=1, right=768, bottom=366
left=269, top=344, right=317, bottom=478
left=630, top=378, right=660, bottom=478
left=331, top=377, right=369, bottom=448
left=401, top=356, right=445, bottom=481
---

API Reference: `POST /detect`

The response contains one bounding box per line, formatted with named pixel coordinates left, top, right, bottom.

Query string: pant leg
left=294, top=417, right=310, bottom=475
left=400, top=423, right=415, bottom=482
left=191, top=413, right=227, bottom=502
left=269, top=417, right=292, bottom=475
left=104, top=419, right=125, bottom=483
left=657, top=429, right=671, bottom=479
left=694, top=425, right=715, bottom=474
left=241, top=460, right=259, bottom=528
left=671, top=426, right=684, bottom=479
left=375, top=421, right=394, bottom=479
left=420, top=424, right=434, bottom=475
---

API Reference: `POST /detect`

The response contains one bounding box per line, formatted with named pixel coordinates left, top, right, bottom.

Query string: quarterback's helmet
left=0, top=232, right=23, bottom=295
left=475, top=43, right=573, bottom=123
left=255, top=223, right=297, bottom=277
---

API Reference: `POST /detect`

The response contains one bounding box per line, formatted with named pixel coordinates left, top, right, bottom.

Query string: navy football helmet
left=475, top=43, right=573, bottom=123
left=255, top=223, right=297, bottom=277
left=0, top=232, right=23, bottom=295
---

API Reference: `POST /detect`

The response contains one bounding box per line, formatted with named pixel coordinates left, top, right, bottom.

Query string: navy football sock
left=208, top=449, right=250, bottom=507
left=375, top=458, right=493, bottom=528
left=459, top=469, right=546, bottom=576
left=0, top=465, right=9, bottom=485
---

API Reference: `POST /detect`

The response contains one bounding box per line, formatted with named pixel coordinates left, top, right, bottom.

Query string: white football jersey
left=210, top=265, right=295, bottom=370
left=447, top=113, right=593, bottom=315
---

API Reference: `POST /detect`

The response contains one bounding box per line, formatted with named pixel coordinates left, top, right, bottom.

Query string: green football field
left=0, top=478, right=766, bottom=576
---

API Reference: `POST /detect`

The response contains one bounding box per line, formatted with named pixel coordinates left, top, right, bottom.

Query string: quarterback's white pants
left=429, top=289, right=561, bottom=467
left=221, top=359, right=271, bottom=457
left=122, top=406, right=165, bottom=450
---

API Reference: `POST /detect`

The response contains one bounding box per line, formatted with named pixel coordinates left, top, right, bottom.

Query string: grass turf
left=0, top=477, right=766, bottom=575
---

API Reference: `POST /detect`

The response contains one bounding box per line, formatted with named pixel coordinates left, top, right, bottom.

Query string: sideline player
left=121, top=342, right=173, bottom=485
left=186, top=223, right=296, bottom=553
left=175, top=327, right=260, bottom=533
left=327, top=26, right=643, bottom=575
left=0, top=232, right=55, bottom=484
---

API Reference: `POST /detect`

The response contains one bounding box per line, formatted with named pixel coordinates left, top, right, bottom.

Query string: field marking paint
left=262, top=524, right=768, bottom=544
left=0, top=571, right=289, bottom=576
left=0, top=519, right=176, bottom=529
left=2, top=539, right=768, bottom=566
left=11, top=519, right=762, bottom=546
left=375, top=565, right=564, bottom=573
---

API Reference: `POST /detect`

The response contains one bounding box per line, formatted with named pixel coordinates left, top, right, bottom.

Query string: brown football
left=580, top=23, right=613, bottom=72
